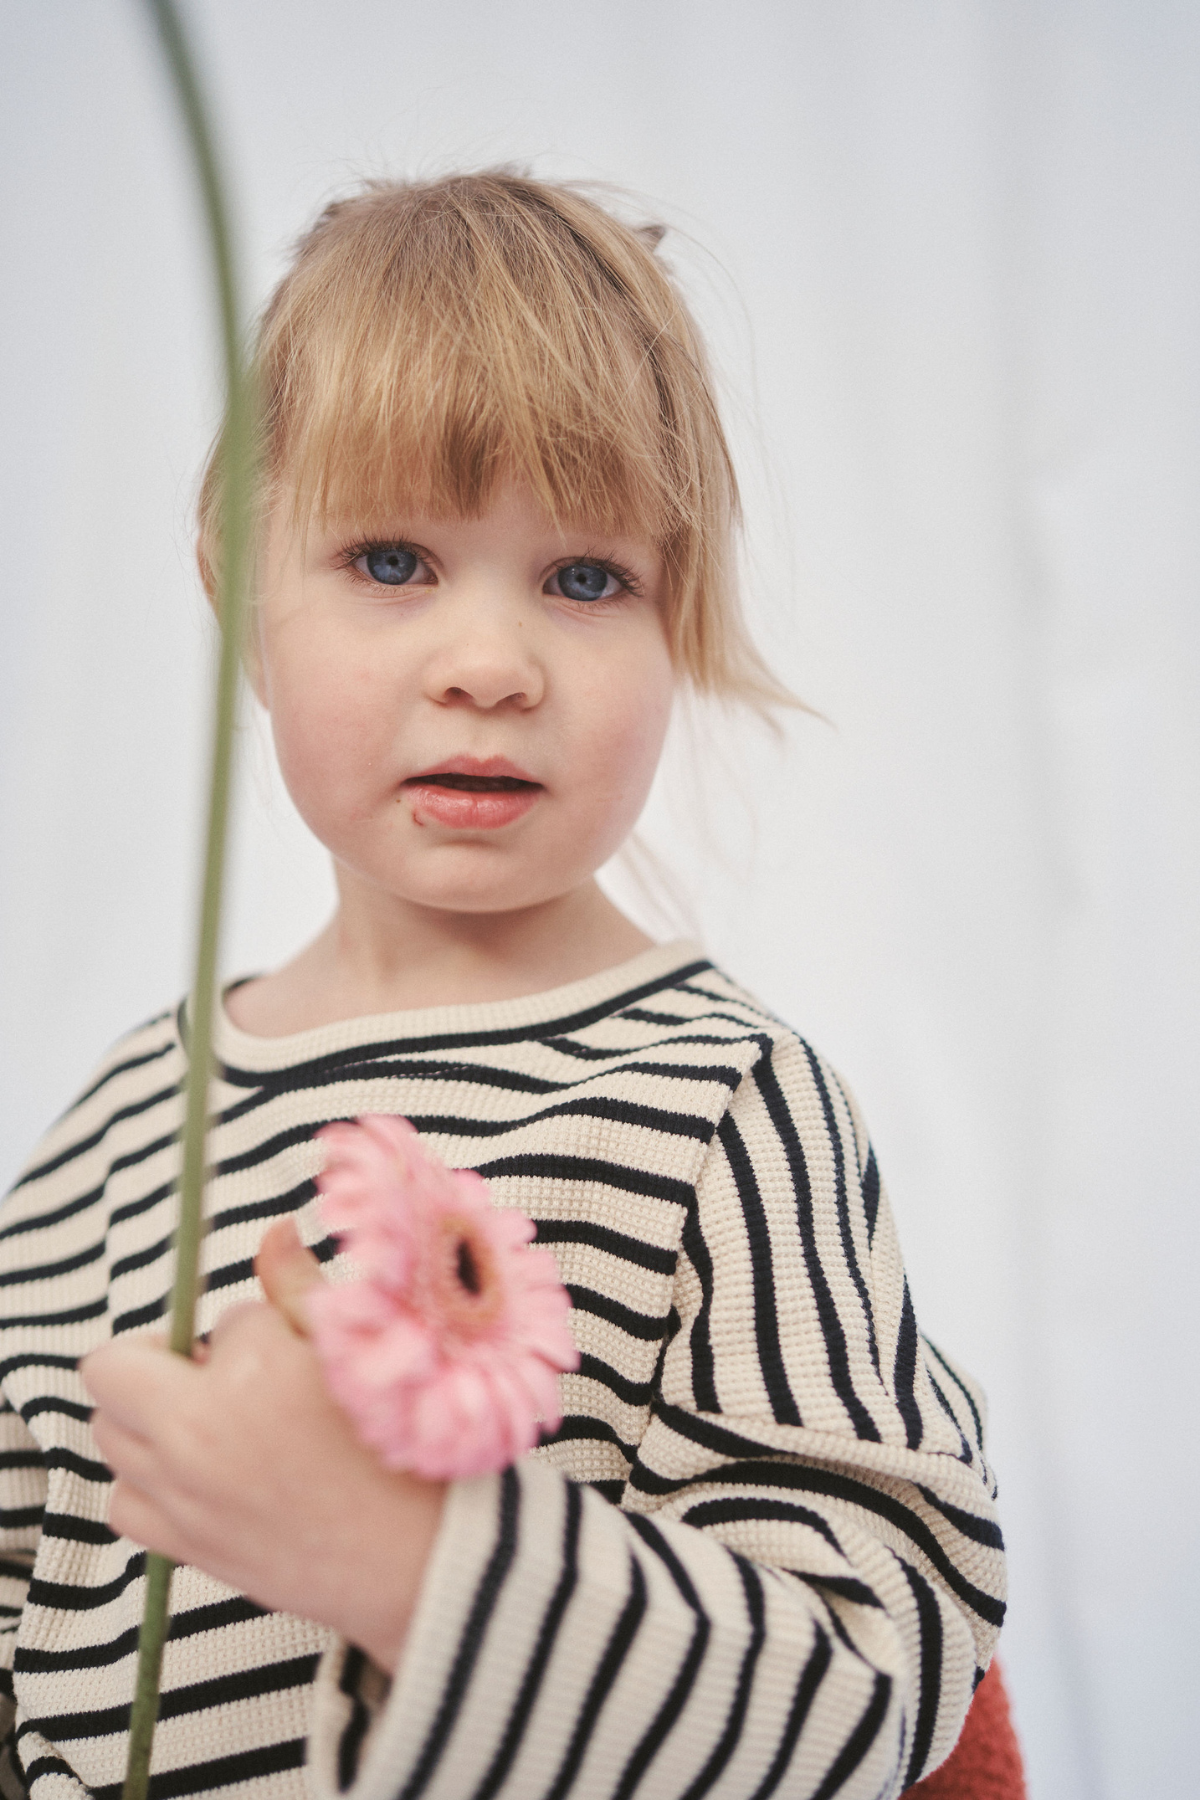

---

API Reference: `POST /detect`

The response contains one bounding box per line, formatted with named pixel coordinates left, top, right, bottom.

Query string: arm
left=310, top=1037, right=1003, bottom=1800
left=0, top=1394, right=46, bottom=1800
left=84, top=1038, right=1004, bottom=1798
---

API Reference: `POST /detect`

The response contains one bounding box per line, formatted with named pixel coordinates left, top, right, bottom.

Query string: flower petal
left=312, top=1115, right=576, bottom=1479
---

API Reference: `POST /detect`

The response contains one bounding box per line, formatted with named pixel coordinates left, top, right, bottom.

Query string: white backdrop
left=2, top=3, right=1198, bottom=1795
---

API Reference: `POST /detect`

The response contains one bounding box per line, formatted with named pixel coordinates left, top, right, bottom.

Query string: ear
left=196, top=532, right=217, bottom=610
left=196, top=533, right=268, bottom=708
left=240, top=618, right=268, bottom=708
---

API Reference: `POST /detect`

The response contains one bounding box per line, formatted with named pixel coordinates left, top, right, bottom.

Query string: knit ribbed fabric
left=902, top=1662, right=1026, bottom=1799
left=0, top=943, right=1004, bottom=1799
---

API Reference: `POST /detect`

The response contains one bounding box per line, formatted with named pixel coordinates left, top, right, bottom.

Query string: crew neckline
left=206, top=939, right=708, bottom=1074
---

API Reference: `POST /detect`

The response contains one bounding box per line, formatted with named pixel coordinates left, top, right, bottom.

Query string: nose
left=421, top=592, right=545, bottom=712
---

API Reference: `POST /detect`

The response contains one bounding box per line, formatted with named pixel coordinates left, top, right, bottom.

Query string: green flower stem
left=123, top=5, right=257, bottom=1798
left=123, top=1552, right=173, bottom=1800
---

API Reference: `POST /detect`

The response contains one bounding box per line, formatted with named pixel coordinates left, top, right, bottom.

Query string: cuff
left=308, top=1462, right=568, bottom=1800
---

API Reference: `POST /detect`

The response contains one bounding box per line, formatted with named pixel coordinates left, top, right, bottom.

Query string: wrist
left=341, top=1474, right=448, bottom=1674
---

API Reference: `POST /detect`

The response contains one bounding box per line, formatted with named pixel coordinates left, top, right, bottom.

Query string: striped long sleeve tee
left=0, top=942, right=1005, bottom=1800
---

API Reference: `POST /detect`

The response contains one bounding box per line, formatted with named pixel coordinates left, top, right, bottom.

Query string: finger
left=255, top=1216, right=323, bottom=1336
left=108, top=1478, right=188, bottom=1562
left=76, top=1330, right=167, bottom=1378
left=205, top=1298, right=312, bottom=1375
left=90, top=1409, right=163, bottom=1485
left=80, top=1337, right=196, bottom=1434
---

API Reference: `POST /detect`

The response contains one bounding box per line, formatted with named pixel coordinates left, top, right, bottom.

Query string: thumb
left=255, top=1216, right=323, bottom=1336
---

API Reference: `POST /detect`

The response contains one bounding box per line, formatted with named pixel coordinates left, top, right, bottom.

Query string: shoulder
left=542, top=954, right=839, bottom=1147
left=563, top=957, right=874, bottom=1227
left=586, top=954, right=808, bottom=1079
left=3, top=1005, right=184, bottom=1228
left=632, top=959, right=869, bottom=1168
left=625, top=956, right=791, bottom=1040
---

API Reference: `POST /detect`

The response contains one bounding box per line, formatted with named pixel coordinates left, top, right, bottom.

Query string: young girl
left=2, top=173, right=1005, bottom=1800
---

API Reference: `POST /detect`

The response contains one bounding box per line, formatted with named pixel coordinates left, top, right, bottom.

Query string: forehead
left=277, top=411, right=669, bottom=555
left=278, top=468, right=662, bottom=543
left=267, top=229, right=681, bottom=554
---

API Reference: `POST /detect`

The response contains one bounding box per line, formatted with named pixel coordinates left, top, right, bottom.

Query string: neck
left=224, top=874, right=656, bottom=1037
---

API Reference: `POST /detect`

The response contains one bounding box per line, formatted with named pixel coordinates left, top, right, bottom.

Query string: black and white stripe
left=0, top=943, right=1003, bottom=1798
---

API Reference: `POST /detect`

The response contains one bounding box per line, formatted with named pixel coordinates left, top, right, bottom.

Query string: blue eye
left=364, top=544, right=418, bottom=585
left=556, top=562, right=614, bottom=603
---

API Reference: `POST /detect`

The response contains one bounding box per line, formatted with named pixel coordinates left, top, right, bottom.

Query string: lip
left=405, top=754, right=541, bottom=785
left=401, top=753, right=543, bottom=832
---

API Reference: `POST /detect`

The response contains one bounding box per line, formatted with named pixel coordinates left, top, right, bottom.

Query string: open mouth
left=402, top=761, right=544, bottom=829
left=405, top=772, right=541, bottom=794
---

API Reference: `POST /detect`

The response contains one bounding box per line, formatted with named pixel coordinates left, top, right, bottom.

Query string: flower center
left=456, top=1237, right=481, bottom=1295
left=432, top=1212, right=504, bottom=1336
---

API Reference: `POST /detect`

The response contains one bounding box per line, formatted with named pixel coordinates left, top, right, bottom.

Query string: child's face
left=250, top=482, right=674, bottom=919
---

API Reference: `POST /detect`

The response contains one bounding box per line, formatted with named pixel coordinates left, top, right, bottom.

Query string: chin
left=416, top=883, right=574, bottom=917
left=389, top=864, right=583, bottom=918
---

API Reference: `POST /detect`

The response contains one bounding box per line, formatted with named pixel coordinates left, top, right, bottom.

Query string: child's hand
left=81, top=1219, right=446, bottom=1673
left=255, top=1213, right=327, bottom=1332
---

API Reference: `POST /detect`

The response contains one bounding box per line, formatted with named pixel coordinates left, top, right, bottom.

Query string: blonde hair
left=198, top=169, right=790, bottom=710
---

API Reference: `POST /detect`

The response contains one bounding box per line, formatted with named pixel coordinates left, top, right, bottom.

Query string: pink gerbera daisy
left=307, top=1115, right=578, bottom=1480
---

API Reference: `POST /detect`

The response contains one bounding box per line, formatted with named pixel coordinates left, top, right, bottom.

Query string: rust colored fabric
left=903, top=1662, right=1027, bottom=1798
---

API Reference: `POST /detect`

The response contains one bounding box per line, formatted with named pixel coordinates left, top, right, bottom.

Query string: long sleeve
left=0, top=948, right=1001, bottom=1800
left=0, top=1395, right=46, bottom=1799
left=307, top=1034, right=1005, bottom=1800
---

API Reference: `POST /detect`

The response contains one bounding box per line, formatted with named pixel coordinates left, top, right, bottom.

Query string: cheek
left=263, top=636, right=393, bottom=827
left=569, top=629, right=674, bottom=839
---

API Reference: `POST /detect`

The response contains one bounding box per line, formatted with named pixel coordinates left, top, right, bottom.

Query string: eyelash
left=549, top=556, right=643, bottom=603
left=340, top=541, right=643, bottom=603
left=340, top=540, right=434, bottom=587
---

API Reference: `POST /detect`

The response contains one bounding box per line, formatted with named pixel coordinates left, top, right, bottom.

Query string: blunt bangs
left=199, top=171, right=793, bottom=711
